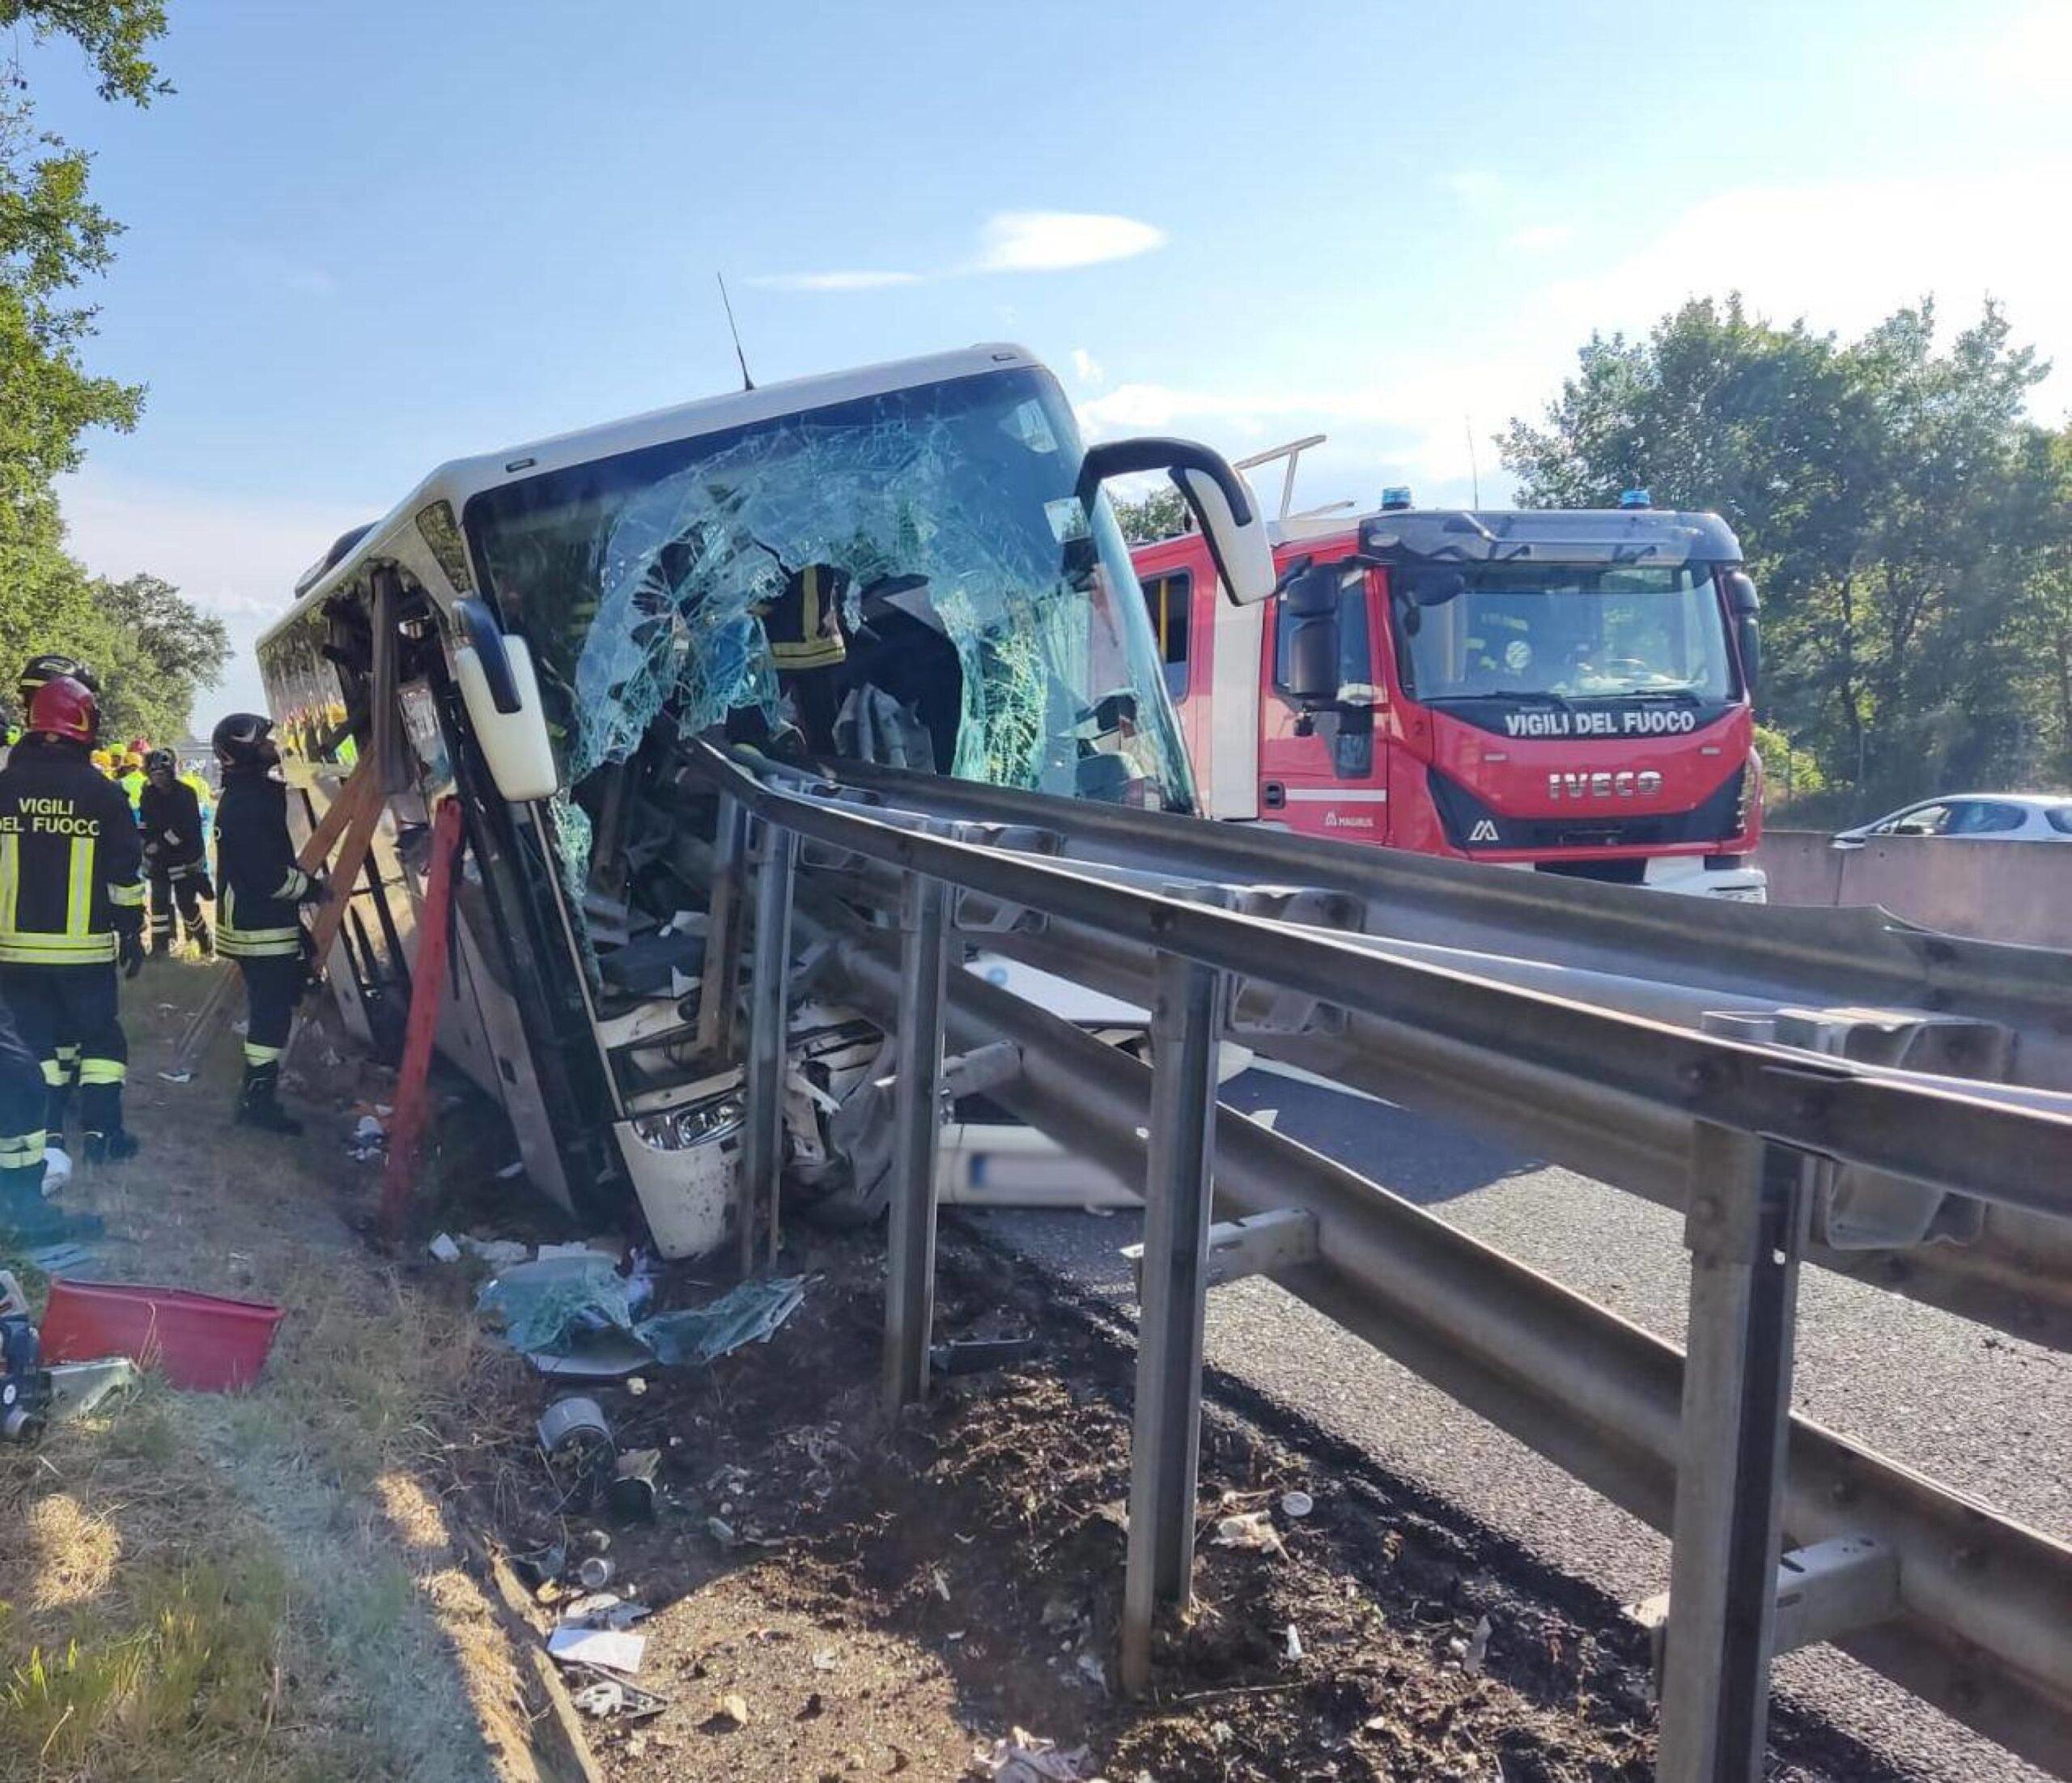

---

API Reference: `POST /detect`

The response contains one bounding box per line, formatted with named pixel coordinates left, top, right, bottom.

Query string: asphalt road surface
left=972, top=1063, right=2070, bottom=1783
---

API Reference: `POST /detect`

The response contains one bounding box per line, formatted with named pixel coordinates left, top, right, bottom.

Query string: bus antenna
left=717, top=274, right=755, bottom=391
left=1465, top=414, right=1482, bottom=507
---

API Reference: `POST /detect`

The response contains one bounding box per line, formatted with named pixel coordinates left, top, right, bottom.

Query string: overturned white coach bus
left=257, top=345, right=1272, bottom=1254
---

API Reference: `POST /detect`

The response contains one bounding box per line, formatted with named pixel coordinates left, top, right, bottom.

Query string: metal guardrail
left=779, top=759, right=2072, bottom=1351
left=686, top=744, right=2072, bottom=1781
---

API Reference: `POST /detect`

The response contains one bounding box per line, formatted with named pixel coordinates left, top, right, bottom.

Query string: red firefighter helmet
left=28, top=675, right=98, bottom=746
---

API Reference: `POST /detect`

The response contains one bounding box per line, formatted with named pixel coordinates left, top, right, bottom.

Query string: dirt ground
left=2, top=955, right=1913, bottom=1782
left=465, top=1228, right=1915, bottom=1783
left=0, top=957, right=551, bottom=1783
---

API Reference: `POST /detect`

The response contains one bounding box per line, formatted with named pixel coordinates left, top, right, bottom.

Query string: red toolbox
left=39, top=1280, right=285, bottom=1391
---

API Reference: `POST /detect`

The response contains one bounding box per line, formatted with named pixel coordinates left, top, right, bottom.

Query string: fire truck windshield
left=1391, top=562, right=1735, bottom=705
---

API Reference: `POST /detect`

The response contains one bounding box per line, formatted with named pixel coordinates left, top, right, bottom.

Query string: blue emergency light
left=1380, top=486, right=1414, bottom=511
left=1619, top=488, right=1652, bottom=509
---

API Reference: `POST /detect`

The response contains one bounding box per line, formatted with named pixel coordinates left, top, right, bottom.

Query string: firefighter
left=212, top=713, right=324, bottom=1135
left=0, top=675, right=146, bottom=1165
left=18, top=653, right=96, bottom=713
left=117, top=751, right=146, bottom=819
left=138, top=748, right=213, bottom=957
left=16, top=656, right=104, bottom=1114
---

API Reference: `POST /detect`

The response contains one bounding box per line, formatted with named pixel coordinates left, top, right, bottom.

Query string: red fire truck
left=1131, top=453, right=1767, bottom=898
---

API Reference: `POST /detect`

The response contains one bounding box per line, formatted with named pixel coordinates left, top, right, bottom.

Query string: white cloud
left=1070, top=347, right=1105, bottom=388
left=57, top=470, right=380, bottom=723
left=745, top=270, right=923, bottom=292
left=1509, top=223, right=1573, bottom=252
left=758, top=210, right=1167, bottom=293
left=973, top=210, right=1166, bottom=274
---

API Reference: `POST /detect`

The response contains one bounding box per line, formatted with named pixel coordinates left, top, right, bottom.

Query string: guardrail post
left=695, top=792, right=747, bottom=1061
left=882, top=875, right=949, bottom=1416
left=1658, top=1123, right=1811, bottom=1783
left=739, top=817, right=797, bottom=1276
left=1121, top=949, right=1226, bottom=1698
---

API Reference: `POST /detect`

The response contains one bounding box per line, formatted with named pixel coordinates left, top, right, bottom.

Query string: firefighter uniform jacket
left=214, top=766, right=309, bottom=960
left=0, top=740, right=146, bottom=964
left=760, top=563, right=849, bottom=671
left=138, top=778, right=207, bottom=876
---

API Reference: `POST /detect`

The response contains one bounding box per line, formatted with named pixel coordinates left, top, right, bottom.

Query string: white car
left=1833, top=793, right=2072, bottom=847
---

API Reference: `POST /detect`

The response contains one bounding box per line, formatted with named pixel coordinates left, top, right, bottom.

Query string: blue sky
left=31, top=0, right=2072, bottom=717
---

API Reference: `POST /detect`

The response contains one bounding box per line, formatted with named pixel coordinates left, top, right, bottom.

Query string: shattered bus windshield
left=462, top=367, right=1194, bottom=813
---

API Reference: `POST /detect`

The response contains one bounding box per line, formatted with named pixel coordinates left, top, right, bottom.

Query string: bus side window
left=1142, top=571, right=1192, bottom=701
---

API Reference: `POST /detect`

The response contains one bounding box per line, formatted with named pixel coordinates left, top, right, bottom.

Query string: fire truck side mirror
left=1279, top=566, right=1342, bottom=706
left=452, top=598, right=562, bottom=804
left=1077, top=436, right=1276, bottom=605
left=1725, top=571, right=1761, bottom=702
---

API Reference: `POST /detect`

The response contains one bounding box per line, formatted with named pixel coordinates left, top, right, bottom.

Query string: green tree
left=1501, top=295, right=2064, bottom=813
left=1110, top=486, right=1190, bottom=546
left=94, top=571, right=231, bottom=742
left=2, top=3, right=168, bottom=533
left=1, top=3, right=176, bottom=726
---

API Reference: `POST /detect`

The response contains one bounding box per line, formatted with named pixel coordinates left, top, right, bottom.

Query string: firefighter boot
left=186, top=913, right=213, bottom=958
left=82, top=1128, right=140, bottom=1166
left=236, top=1063, right=304, bottom=1136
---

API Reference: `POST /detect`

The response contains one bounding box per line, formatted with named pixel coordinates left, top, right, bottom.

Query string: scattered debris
left=577, top=1555, right=615, bottom=1591
left=427, top=1232, right=463, bottom=1263
left=155, top=1068, right=193, bottom=1085
left=929, top=1335, right=1040, bottom=1377
left=626, top=1374, right=648, bottom=1395
left=573, top=1679, right=626, bottom=1717
left=458, top=1234, right=529, bottom=1267
left=45, top=1355, right=140, bottom=1420
left=495, top=1159, right=527, bottom=1180
left=1463, top=1613, right=1492, bottom=1677
left=609, top=1446, right=661, bottom=1522
left=713, top=1691, right=751, bottom=1730
left=970, top=1728, right=1092, bottom=1781
left=40, top=1146, right=71, bottom=1191
left=1211, top=1510, right=1286, bottom=1556
left=512, top=1542, right=567, bottom=1591
left=1284, top=1623, right=1305, bottom=1662
left=634, top=1274, right=808, bottom=1365
left=811, top=1649, right=839, bottom=1672
left=1280, top=1489, right=1314, bottom=1519
left=546, top=1624, right=647, bottom=1675
left=346, top=1110, right=386, bottom=1161
left=537, top=1394, right=616, bottom=1507
left=570, top=1670, right=667, bottom=1721
left=480, top=1253, right=636, bottom=1355
left=25, top=1242, right=92, bottom=1275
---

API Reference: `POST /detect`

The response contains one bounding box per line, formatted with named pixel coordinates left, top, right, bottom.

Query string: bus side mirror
left=1725, top=571, right=1760, bottom=703
left=453, top=598, right=560, bottom=802
left=1077, top=436, right=1276, bottom=605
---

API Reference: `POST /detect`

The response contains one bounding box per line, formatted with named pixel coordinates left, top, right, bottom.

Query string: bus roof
left=259, top=342, right=1041, bottom=652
